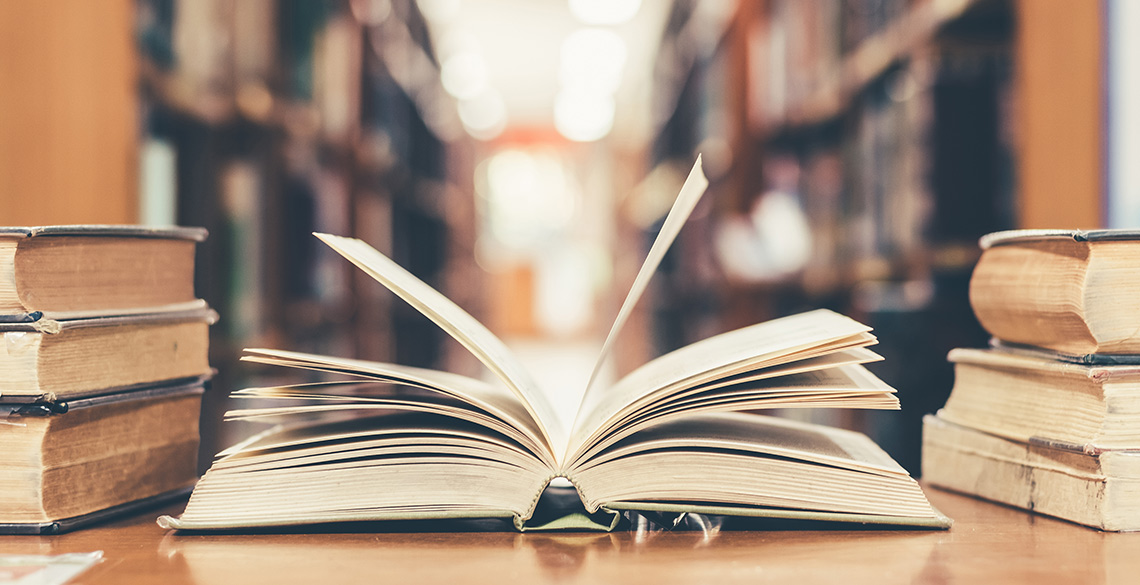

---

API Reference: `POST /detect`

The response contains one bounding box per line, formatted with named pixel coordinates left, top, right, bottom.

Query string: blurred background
left=1, top=0, right=1136, bottom=474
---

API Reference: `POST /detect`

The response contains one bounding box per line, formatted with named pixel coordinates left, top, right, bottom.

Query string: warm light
left=568, top=0, right=641, bottom=25
left=435, top=29, right=481, bottom=61
left=441, top=52, right=488, bottom=100
left=554, top=90, right=614, bottom=142
left=560, top=28, right=627, bottom=95
left=416, top=0, right=461, bottom=23
left=457, top=90, right=507, bottom=140
left=481, top=149, right=577, bottom=248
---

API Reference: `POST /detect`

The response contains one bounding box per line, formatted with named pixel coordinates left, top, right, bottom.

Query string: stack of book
left=923, top=229, right=1140, bottom=531
left=0, top=226, right=214, bottom=534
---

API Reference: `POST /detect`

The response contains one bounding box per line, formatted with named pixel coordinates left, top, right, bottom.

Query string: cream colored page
left=644, top=364, right=897, bottom=412
left=572, top=364, right=898, bottom=466
left=568, top=309, right=872, bottom=459
left=682, top=347, right=882, bottom=393
left=579, top=156, right=709, bottom=397
left=576, top=412, right=909, bottom=478
left=225, top=408, right=542, bottom=463
left=239, top=347, right=545, bottom=449
left=314, top=234, right=566, bottom=457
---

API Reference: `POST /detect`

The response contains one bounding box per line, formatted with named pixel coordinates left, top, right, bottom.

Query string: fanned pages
left=160, top=158, right=947, bottom=532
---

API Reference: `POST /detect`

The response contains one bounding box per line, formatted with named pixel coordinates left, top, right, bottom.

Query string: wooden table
left=4, top=486, right=1139, bottom=584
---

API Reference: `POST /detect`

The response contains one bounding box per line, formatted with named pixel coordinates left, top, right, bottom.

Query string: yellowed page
left=238, top=347, right=555, bottom=467
left=224, top=382, right=548, bottom=464
left=567, top=309, right=874, bottom=463
left=575, top=412, right=911, bottom=477
left=572, top=363, right=898, bottom=466
left=566, top=414, right=938, bottom=521
left=578, top=156, right=709, bottom=399
left=314, top=233, right=566, bottom=460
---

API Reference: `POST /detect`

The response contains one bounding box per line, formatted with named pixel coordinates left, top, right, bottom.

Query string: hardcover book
left=160, top=158, right=948, bottom=532
left=1, top=380, right=205, bottom=534
left=938, top=347, right=1140, bottom=452
left=923, top=414, right=1140, bottom=531
left=0, top=305, right=216, bottom=403
left=0, top=225, right=206, bottom=321
left=970, top=228, right=1140, bottom=355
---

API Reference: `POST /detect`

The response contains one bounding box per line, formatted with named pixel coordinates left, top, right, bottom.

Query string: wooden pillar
left=1015, top=0, right=1103, bottom=229
left=0, top=0, right=139, bottom=225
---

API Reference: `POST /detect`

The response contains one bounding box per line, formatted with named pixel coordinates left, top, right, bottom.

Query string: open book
left=159, top=158, right=947, bottom=531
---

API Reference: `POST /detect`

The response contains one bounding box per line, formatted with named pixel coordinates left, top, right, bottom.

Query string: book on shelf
left=922, top=414, right=1140, bottom=532
left=970, top=229, right=1140, bottom=356
left=0, top=379, right=206, bottom=534
left=159, top=158, right=948, bottom=532
left=0, top=305, right=216, bottom=403
left=0, top=225, right=206, bottom=321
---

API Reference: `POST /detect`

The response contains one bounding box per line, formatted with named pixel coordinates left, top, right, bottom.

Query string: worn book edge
left=0, top=225, right=207, bottom=241
left=980, top=228, right=1140, bottom=249
left=1, top=485, right=195, bottom=535
left=987, top=339, right=1140, bottom=366
left=0, top=300, right=215, bottom=329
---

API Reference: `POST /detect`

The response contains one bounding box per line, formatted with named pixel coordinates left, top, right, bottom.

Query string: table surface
left=4, top=485, right=1139, bottom=585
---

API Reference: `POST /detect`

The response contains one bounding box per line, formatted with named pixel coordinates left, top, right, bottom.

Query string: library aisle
left=4, top=1, right=1140, bottom=579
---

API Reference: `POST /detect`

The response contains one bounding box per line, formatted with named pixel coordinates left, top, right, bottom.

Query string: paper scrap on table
left=0, top=552, right=103, bottom=585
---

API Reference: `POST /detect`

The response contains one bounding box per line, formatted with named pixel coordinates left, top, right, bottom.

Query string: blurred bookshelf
left=633, top=0, right=1033, bottom=473
left=134, top=0, right=480, bottom=461
left=1, top=0, right=1109, bottom=475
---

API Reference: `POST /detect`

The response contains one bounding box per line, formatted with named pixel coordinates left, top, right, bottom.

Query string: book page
left=572, top=156, right=709, bottom=436
left=239, top=348, right=546, bottom=453
left=314, top=234, right=566, bottom=457
left=565, top=413, right=939, bottom=522
left=164, top=412, right=552, bottom=530
left=567, top=309, right=874, bottom=464
left=225, top=381, right=550, bottom=465
left=572, top=363, right=898, bottom=465
left=577, top=412, right=911, bottom=477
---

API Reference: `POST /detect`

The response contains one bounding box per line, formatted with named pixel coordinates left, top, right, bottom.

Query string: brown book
left=0, top=225, right=206, bottom=320
left=0, top=381, right=204, bottom=534
left=0, top=306, right=216, bottom=403
left=970, top=229, right=1140, bottom=355
left=938, top=347, right=1140, bottom=452
left=923, top=414, right=1140, bottom=531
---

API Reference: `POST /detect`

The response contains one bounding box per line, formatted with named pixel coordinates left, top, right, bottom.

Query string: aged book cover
left=971, top=228, right=1140, bottom=355
left=0, top=305, right=216, bottom=403
left=0, top=225, right=206, bottom=321
left=923, top=414, right=1140, bottom=531
left=1, top=380, right=205, bottom=534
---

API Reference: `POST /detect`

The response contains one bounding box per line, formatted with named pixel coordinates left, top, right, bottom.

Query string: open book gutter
left=160, top=157, right=948, bottom=532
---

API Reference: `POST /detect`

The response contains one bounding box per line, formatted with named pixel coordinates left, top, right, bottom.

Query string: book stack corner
left=922, top=228, right=1140, bottom=532
left=0, top=225, right=213, bottom=535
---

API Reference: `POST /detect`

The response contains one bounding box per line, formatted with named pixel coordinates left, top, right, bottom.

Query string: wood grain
left=1015, top=0, right=1104, bottom=229
left=6, top=486, right=1140, bottom=585
left=0, top=0, right=138, bottom=225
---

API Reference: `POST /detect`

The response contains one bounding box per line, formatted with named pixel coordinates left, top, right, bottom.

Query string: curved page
left=575, top=412, right=912, bottom=477
left=313, top=234, right=565, bottom=459
left=568, top=309, right=874, bottom=464
left=572, top=364, right=899, bottom=465
left=579, top=156, right=709, bottom=397
left=225, top=382, right=547, bottom=463
left=240, top=348, right=554, bottom=466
